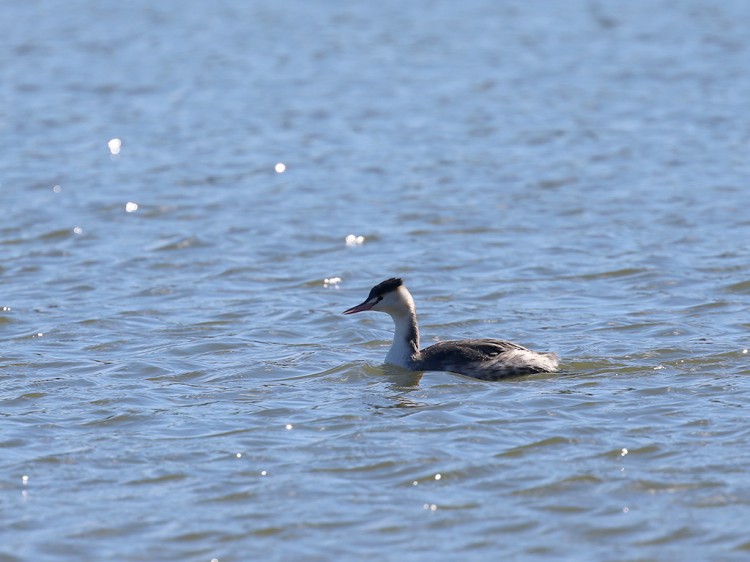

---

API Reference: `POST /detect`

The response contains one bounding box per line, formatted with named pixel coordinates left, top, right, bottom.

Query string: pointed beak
left=343, top=300, right=375, bottom=314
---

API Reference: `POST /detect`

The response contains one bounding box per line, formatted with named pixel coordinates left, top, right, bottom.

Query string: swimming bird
left=343, top=278, right=559, bottom=380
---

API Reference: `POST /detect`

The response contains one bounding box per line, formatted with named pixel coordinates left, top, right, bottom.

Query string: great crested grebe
left=343, top=278, right=559, bottom=381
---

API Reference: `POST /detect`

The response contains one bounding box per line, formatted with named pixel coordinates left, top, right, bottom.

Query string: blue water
left=2, top=0, right=750, bottom=560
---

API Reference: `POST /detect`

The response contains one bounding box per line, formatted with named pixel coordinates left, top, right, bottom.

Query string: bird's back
left=416, top=338, right=559, bottom=381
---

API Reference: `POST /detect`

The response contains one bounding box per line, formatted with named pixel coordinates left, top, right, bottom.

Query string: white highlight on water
left=345, top=234, right=365, bottom=246
left=275, top=162, right=286, bottom=173
left=108, top=138, right=122, bottom=155
left=125, top=202, right=139, bottom=213
left=324, top=277, right=342, bottom=289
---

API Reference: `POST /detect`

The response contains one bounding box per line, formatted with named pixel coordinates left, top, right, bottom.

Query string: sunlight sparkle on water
left=285, top=424, right=293, bottom=430
left=274, top=162, right=286, bottom=173
left=324, top=277, right=342, bottom=289
left=108, top=138, right=122, bottom=155
left=73, top=227, right=83, bottom=235
left=52, top=184, right=62, bottom=193
left=621, top=448, right=628, bottom=456
left=434, top=473, right=442, bottom=480
left=260, top=470, right=267, bottom=476
left=22, top=475, right=29, bottom=485
left=125, top=202, right=139, bottom=213
left=345, top=234, right=365, bottom=246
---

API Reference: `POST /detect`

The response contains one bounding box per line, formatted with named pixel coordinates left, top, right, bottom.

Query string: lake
left=2, top=0, right=750, bottom=560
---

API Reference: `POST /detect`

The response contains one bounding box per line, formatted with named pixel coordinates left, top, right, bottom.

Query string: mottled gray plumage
left=415, top=339, right=558, bottom=380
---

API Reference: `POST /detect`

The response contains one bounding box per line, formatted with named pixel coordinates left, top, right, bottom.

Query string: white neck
left=384, top=308, right=420, bottom=368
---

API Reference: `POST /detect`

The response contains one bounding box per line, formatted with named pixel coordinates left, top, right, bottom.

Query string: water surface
left=2, top=1, right=750, bottom=560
